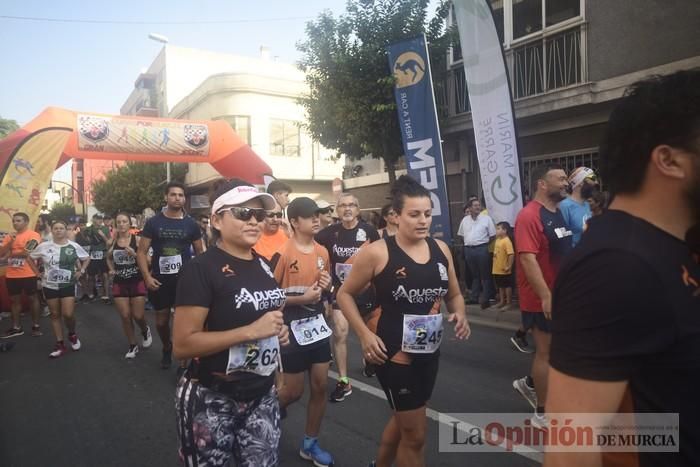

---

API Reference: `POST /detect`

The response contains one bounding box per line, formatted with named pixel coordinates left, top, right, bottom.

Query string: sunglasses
left=266, top=212, right=284, bottom=219
left=317, top=207, right=334, bottom=214
left=218, top=207, right=267, bottom=222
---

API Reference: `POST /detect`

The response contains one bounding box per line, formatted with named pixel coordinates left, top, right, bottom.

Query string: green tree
left=91, top=162, right=187, bottom=216
left=49, top=202, right=76, bottom=222
left=297, top=0, right=453, bottom=183
left=0, top=116, right=20, bottom=139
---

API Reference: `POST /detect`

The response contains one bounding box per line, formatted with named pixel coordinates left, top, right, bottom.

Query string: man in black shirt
left=546, top=70, right=700, bottom=467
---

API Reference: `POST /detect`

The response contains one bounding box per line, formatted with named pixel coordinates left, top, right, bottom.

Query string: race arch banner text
left=388, top=34, right=452, bottom=243
left=78, top=113, right=210, bottom=156
left=453, top=0, right=524, bottom=225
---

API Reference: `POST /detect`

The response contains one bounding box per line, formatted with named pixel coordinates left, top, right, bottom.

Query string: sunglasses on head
left=317, top=207, right=334, bottom=214
left=266, top=212, right=284, bottom=219
left=218, top=207, right=267, bottom=222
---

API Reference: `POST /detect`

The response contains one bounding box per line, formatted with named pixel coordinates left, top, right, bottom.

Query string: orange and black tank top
left=372, top=235, right=449, bottom=360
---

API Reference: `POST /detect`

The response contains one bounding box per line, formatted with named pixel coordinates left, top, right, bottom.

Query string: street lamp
left=148, top=33, right=170, bottom=181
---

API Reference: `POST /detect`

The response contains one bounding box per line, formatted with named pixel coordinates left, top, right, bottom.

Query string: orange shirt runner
left=254, top=229, right=288, bottom=261
left=2, top=230, right=41, bottom=278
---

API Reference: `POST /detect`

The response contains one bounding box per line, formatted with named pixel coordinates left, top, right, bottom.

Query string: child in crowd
left=492, top=221, right=515, bottom=310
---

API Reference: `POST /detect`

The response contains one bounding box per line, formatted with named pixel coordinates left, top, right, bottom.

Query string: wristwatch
left=80, top=269, right=86, bottom=274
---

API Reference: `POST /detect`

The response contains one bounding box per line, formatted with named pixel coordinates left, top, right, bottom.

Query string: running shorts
left=175, top=375, right=281, bottom=467
left=43, top=287, right=75, bottom=300
left=87, top=259, right=108, bottom=275
left=280, top=339, right=332, bottom=374
left=147, top=275, right=178, bottom=311
left=493, top=274, right=513, bottom=289
left=521, top=310, right=551, bottom=333
left=112, top=280, right=147, bottom=298
left=375, top=357, right=439, bottom=412
left=6, top=277, right=38, bottom=296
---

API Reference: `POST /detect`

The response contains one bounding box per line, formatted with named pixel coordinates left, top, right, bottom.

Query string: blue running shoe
left=299, top=438, right=334, bottom=467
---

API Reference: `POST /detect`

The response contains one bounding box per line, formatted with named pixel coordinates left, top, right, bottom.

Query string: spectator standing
left=457, top=199, right=496, bottom=308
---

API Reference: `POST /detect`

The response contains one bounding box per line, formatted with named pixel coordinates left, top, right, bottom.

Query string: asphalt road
left=0, top=301, right=540, bottom=467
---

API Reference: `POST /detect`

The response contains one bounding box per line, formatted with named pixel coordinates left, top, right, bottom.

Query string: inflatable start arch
left=0, top=107, right=273, bottom=235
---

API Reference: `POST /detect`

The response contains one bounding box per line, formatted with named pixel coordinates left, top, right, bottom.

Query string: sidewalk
left=464, top=301, right=522, bottom=332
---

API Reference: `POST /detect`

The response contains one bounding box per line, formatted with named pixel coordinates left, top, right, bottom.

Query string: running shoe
left=367, top=462, right=376, bottom=467
left=299, top=438, right=334, bottom=467
left=68, top=333, right=81, bottom=351
left=329, top=380, right=352, bottom=402
left=101, top=296, right=112, bottom=305
left=31, top=325, right=42, bottom=337
left=0, top=311, right=10, bottom=319
left=513, top=377, right=538, bottom=410
left=176, top=365, right=187, bottom=381
left=41, top=306, right=51, bottom=317
left=49, top=342, right=67, bottom=358
left=141, top=326, right=153, bottom=348
left=531, top=412, right=548, bottom=430
left=161, top=347, right=172, bottom=369
left=2, top=327, right=24, bottom=339
left=0, top=342, right=16, bottom=352
left=362, top=360, right=376, bottom=378
left=125, top=345, right=139, bottom=359
left=510, top=333, right=534, bottom=354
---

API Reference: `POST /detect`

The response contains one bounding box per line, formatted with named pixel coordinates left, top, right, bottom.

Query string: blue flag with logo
left=388, top=35, right=452, bottom=244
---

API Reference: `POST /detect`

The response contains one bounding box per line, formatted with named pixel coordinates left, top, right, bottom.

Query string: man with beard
left=511, top=164, right=572, bottom=428
left=546, top=70, right=700, bottom=467
left=559, top=167, right=599, bottom=247
left=137, top=182, right=203, bottom=370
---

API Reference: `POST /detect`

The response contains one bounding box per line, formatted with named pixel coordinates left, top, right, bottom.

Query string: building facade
left=344, top=0, right=700, bottom=235
left=121, top=45, right=344, bottom=211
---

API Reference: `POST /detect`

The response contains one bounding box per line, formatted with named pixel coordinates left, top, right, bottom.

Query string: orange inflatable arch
left=0, top=107, right=272, bottom=300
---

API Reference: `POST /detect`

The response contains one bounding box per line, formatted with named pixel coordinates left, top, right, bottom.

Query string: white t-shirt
left=457, top=214, right=496, bottom=246
left=30, top=240, right=89, bottom=290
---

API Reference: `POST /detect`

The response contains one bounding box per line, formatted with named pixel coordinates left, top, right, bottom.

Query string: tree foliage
left=91, top=162, right=187, bottom=216
left=0, top=116, right=19, bottom=139
left=49, top=202, right=76, bottom=222
left=297, top=0, right=454, bottom=183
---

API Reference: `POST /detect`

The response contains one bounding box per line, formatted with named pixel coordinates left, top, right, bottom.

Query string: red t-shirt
left=514, top=200, right=572, bottom=312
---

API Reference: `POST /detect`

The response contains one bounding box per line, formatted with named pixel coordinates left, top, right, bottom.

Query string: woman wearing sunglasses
left=173, top=179, right=290, bottom=467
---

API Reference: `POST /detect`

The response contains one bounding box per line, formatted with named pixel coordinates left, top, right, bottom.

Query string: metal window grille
left=522, top=149, right=599, bottom=194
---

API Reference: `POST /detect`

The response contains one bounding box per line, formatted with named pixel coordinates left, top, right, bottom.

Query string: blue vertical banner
left=388, top=34, right=452, bottom=243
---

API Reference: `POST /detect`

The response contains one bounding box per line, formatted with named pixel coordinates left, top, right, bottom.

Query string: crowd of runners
left=0, top=70, right=698, bottom=467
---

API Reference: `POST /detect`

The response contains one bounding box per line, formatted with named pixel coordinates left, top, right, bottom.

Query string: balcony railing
left=437, top=24, right=583, bottom=117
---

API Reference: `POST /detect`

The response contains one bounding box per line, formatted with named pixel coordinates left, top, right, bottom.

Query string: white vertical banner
left=453, top=0, right=523, bottom=224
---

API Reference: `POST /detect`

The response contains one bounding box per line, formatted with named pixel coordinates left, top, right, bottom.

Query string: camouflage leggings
left=175, top=377, right=280, bottom=467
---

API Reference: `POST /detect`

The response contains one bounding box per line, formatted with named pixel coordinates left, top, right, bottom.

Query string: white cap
left=569, top=167, right=596, bottom=189
left=211, top=185, right=276, bottom=213
left=316, top=200, right=333, bottom=209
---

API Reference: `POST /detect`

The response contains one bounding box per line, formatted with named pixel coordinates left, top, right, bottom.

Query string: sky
left=0, top=0, right=354, bottom=125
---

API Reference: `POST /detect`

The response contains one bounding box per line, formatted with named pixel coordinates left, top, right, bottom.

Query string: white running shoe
left=531, top=412, right=548, bottom=430
left=141, top=326, right=153, bottom=348
left=68, top=333, right=81, bottom=351
left=125, top=345, right=139, bottom=359
left=513, top=377, right=538, bottom=410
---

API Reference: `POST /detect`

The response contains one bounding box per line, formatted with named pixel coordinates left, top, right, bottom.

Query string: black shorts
left=87, top=258, right=108, bottom=275
left=521, top=311, right=551, bottom=333
left=281, top=339, right=332, bottom=374
left=43, top=287, right=75, bottom=300
left=148, top=275, right=178, bottom=311
left=493, top=274, right=513, bottom=289
left=6, top=277, right=38, bottom=296
left=375, top=357, right=439, bottom=412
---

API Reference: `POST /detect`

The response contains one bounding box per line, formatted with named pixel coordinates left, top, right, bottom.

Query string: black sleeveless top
left=372, top=236, right=450, bottom=359
left=111, top=235, right=142, bottom=283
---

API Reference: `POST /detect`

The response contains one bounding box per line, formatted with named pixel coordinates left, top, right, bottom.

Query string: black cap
left=287, top=197, right=318, bottom=219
